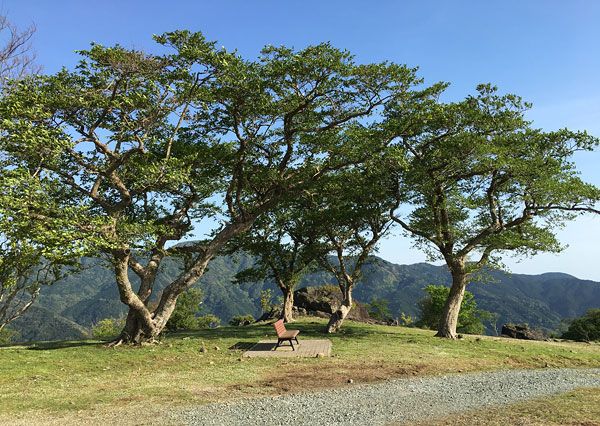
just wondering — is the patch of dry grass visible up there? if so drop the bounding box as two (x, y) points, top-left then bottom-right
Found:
(416, 387), (600, 425)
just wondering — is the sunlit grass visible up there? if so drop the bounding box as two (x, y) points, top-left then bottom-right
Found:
(0, 318), (598, 424)
(416, 387), (600, 425)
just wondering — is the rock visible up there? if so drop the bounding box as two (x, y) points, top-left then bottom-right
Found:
(214, 346), (220, 351)
(293, 287), (371, 322)
(501, 323), (546, 341)
(200, 347), (208, 353)
(315, 353), (325, 358)
(347, 379), (354, 384)
(256, 307), (281, 322)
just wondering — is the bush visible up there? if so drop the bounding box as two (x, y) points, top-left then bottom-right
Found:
(91, 317), (126, 340)
(0, 328), (18, 344)
(165, 288), (204, 331)
(561, 309), (600, 342)
(417, 285), (496, 335)
(197, 314), (220, 329)
(229, 315), (254, 326)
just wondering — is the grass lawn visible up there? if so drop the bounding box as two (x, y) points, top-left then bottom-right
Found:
(1, 318), (599, 425)
(416, 387), (600, 425)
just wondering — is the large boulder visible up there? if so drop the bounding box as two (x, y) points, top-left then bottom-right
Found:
(501, 323), (546, 341)
(293, 286), (371, 322)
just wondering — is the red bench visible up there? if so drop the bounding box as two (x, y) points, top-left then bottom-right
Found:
(273, 319), (300, 351)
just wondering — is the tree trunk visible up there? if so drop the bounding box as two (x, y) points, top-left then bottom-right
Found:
(111, 218), (259, 345)
(326, 286), (352, 333)
(280, 286), (294, 323)
(435, 271), (467, 339)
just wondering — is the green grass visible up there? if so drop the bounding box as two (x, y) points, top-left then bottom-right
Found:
(1, 318), (599, 425)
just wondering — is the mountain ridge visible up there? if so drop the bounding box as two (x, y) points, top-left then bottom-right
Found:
(5, 254), (600, 342)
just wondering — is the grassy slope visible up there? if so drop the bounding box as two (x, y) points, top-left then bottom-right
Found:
(1, 318), (599, 425)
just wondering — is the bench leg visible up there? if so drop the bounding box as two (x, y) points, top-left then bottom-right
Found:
(275, 338), (296, 351)
(294, 336), (299, 344)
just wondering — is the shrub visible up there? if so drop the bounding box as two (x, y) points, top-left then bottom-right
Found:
(91, 317), (126, 340)
(0, 328), (18, 344)
(229, 315), (254, 326)
(197, 314), (220, 329)
(165, 288), (204, 331)
(561, 309), (600, 342)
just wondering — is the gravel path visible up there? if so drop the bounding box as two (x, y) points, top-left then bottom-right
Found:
(171, 368), (600, 425)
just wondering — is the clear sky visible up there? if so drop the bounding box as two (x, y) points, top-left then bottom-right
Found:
(3, 0), (600, 280)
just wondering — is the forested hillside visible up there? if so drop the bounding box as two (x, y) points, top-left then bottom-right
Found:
(6, 255), (600, 342)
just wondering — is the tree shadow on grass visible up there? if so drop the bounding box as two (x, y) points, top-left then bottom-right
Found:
(26, 340), (103, 350)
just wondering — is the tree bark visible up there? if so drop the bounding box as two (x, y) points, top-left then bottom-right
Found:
(326, 286), (352, 333)
(280, 286), (295, 323)
(112, 217), (258, 344)
(435, 270), (467, 339)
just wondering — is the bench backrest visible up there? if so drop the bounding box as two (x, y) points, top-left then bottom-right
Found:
(273, 319), (286, 337)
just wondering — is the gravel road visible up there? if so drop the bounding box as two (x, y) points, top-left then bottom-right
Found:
(171, 368), (600, 425)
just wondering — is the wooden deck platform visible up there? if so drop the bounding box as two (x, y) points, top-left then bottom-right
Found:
(243, 339), (332, 358)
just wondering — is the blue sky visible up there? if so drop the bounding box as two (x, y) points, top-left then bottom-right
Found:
(3, 0), (600, 280)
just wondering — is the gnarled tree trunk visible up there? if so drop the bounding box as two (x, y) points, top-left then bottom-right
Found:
(326, 286), (352, 333)
(110, 219), (257, 345)
(435, 269), (467, 339)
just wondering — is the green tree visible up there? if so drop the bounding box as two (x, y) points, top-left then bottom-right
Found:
(231, 198), (327, 323)
(417, 285), (495, 335)
(0, 31), (423, 344)
(365, 299), (391, 321)
(386, 84), (600, 338)
(0, 13), (78, 333)
(312, 162), (398, 333)
(561, 309), (600, 342)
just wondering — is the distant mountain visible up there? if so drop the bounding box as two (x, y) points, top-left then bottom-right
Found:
(8, 306), (89, 342)
(6, 255), (600, 342)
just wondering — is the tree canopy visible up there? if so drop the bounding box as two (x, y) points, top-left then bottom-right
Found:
(386, 84), (600, 338)
(0, 30), (425, 343)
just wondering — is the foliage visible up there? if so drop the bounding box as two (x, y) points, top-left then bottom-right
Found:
(365, 299), (391, 321)
(0, 13), (86, 332)
(400, 312), (415, 326)
(259, 289), (275, 314)
(165, 288), (204, 331)
(561, 309), (600, 342)
(230, 197), (328, 322)
(417, 285), (496, 335)
(197, 314), (220, 329)
(305, 162), (399, 332)
(0, 30), (424, 343)
(0, 328), (17, 344)
(229, 315), (254, 326)
(91, 316), (127, 340)
(386, 83), (600, 337)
